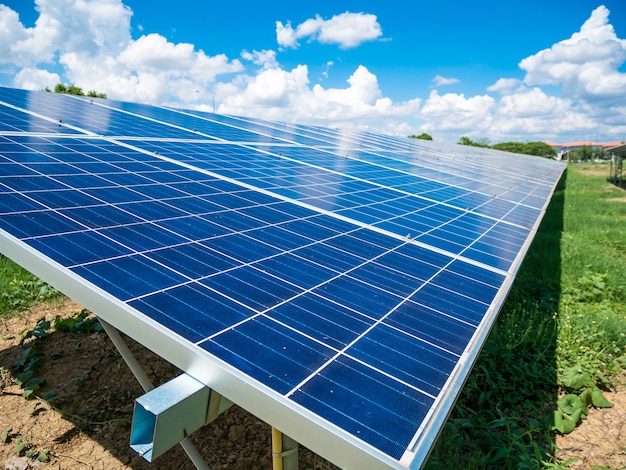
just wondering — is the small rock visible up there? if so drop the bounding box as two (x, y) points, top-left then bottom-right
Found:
(4, 456), (45, 470)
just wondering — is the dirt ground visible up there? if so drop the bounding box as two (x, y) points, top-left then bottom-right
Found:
(554, 381), (626, 469)
(0, 298), (624, 470)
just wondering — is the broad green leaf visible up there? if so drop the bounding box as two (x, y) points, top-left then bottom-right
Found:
(562, 366), (591, 390)
(23, 358), (43, 374)
(41, 390), (59, 403)
(591, 388), (613, 408)
(25, 377), (45, 387)
(1, 427), (11, 443)
(554, 408), (581, 434)
(14, 436), (24, 453)
(14, 371), (33, 386)
(579, 388), (592, 407)
(557, 394), (584, 415)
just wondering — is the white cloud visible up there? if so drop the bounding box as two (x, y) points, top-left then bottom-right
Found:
(119, 34), (196, 71)
(0, 0), (242, 105)
(219, 64), (420, 135)
(486, 87), (595, 140)
(420, 90), (495, 133)
(13, 67), (60, 91)
(431, 75), (459, 87)
(321, 61), (334, 78)
(486, 78), (522, 94)
(0, 3), (58, 66)
(1, 1), (625, 144)
(276, 12), (382, 49)
(222, 64), (310, 109)
(498, 87), (564, 117)
(2, 0), (133, 67)
(241, 50), (279, 69)
(519, 5), (626, 101)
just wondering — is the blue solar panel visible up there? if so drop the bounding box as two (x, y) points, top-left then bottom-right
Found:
(0, 87), (565, 469)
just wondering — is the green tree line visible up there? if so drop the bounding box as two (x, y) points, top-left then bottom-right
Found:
(43, 83), (106, 99)
(457, 135), (557, 158)
(410, 133), (557, 159)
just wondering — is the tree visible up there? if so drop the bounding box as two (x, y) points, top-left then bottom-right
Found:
(48, 83), (107, 99)
(492, 141), (525, 153)
(474, 137), (491, 147)
(521, 142), (556, 158)
(409, 133), (433, 141)
(53, 83), (68, 94)
(86, 90), (107, 98)
(457, 136), (490, 148)
(579, 145), (594, 161)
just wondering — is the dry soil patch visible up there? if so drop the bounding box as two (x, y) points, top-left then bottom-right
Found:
(0, 299), (624, 469)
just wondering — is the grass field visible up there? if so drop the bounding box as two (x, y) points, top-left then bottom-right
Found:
(426, 163), (626, 469)
(1, 162), (625, 468)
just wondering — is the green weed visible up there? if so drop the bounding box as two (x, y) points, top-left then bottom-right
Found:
(10, 311), (102, 401)
(0, 426), (52, 462)
(0, 255), (59, 315)
(427, 164), (626, 469)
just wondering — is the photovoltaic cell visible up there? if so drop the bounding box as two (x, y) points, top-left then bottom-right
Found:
(0, 87), (565, 470)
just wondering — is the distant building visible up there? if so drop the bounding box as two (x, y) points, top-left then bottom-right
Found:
(545, 141), (624, 160)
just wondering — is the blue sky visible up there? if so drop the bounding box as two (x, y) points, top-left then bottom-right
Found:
(1, 0), (625, 143)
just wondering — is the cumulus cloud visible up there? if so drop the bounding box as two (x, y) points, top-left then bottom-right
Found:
(0, 0), (243, 104)
(519, 5), (626, 101)
(497, 87), (565, 118)
(241, 50), (279, 69)
(431, 75), (459, 87)
(490, 89), (597, 140)
(218, 64), (420, 134)
(1, 0), (133, 66)
(13, 67), (60, 91)
(2, 1), (625, 144)
(0, 3), (58, 66)
(486, 78), (522, 94)
(276, 12), (382, 49)
(420, 90), (495, 133)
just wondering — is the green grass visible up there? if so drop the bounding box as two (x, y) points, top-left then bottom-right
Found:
(427, 163), (626, 469)
(0, 255), (60, 315)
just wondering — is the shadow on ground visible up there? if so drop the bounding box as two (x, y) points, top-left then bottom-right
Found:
(0, 307), (334, 469)
(425, 170), (566, 469)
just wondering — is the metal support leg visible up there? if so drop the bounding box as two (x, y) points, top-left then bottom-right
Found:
(98, 318), (209, 470)
(272, 427), (298, 470)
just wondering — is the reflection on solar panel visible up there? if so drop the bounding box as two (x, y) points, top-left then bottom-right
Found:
(0, 86), (565, 469)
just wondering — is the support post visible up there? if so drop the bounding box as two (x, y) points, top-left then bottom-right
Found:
(272, 427), (298, 470)
(98, 318), (210, 470)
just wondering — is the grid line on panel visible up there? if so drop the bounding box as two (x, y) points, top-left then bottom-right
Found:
(118, 138), (525, 274)
(0, 133), (482, 368)
(167, 107), (328, 147)
(244, 143), (542, 234)
(284, 248), (460, 399)
(0, 87), (568, 470)
(0, 105), (93, 137)
(203, 235), (407, 342)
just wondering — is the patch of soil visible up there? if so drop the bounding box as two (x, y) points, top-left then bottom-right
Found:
(0, 299), (624, 469)
(555, 382), (626, 469)
(0, 299), (334, 470)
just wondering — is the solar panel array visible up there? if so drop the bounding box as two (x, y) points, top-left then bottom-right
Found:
(0, 86), (565, 469)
